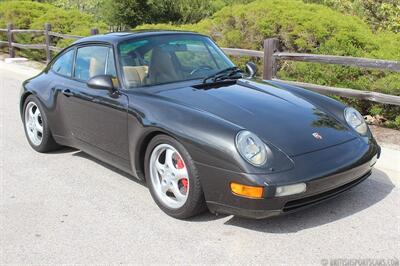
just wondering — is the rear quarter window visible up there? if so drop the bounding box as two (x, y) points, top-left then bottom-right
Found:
(52, 49), (74, 77)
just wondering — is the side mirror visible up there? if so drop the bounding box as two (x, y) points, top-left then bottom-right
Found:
(87, 75), (115, 92)
(245, 62), (257, 78)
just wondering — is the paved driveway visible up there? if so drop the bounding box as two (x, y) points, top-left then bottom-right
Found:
(1, 61), (399, 265)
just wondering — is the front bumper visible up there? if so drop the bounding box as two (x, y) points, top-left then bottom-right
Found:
(197, 137), (380, 219)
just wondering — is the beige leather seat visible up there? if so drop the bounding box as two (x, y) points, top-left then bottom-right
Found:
(89, 57), (104, 78)
(86, 57), (119, 87)
(123, 66), (148, 87)
(148, 47), (181, 84)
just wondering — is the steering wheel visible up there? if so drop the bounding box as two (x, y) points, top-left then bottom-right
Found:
(126, 50), (145, 65)
(190, 65), (213, 76)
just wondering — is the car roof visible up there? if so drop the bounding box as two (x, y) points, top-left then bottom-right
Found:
(73, 30), (207, 45)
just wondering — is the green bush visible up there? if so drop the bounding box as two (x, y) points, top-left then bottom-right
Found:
(0, 0), (399, 128)
(100, 0), (255, 27)
(0, 1), (107, 60)
(304, 0), (400, 33)
(137, 0), (400, 129)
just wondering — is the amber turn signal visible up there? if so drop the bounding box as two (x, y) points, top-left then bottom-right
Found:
(230, 182), (264, 199)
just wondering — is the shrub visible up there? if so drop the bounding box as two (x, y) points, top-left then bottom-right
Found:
(0, 1), (107, 60)
(304, 0), (400, 33)
(137, 0), (400, 128)
(101, 0), (255, 27)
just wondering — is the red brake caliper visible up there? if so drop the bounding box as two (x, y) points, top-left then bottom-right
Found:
(176, 157), (185, 169)
(176, 156), (188, 193)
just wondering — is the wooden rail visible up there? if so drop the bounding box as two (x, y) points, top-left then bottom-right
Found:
(10, 42), (46, 50)
(0, 25), (399, 105)
(0, 23), (97, 63)
(48, 31), (82, 40)
(222, 38), (400, 106)
(272, 79), (400, 106)
(49, 46), (62, 52)
(11, 29), (44, 34)
(274, 52), (400, 72)
(221, 48), (264, 58)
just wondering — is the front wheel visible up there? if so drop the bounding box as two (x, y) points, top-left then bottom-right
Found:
(23, 95), (60, 152)
(145, 135), (206, 219)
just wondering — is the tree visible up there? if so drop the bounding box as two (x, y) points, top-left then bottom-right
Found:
(101, 0), (257, 28)
(101, 0), (152, 28)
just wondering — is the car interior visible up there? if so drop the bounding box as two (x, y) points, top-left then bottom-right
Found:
(121, 44), (187, 87)
(119, 37), (230, 88)
(51, 36), (233, 90)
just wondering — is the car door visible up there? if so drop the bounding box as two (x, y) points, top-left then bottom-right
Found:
(59, 44), (130, 162)
(47, 48), (76, 140)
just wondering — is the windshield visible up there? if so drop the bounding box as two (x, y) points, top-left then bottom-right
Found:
(117, 34), (235, 88)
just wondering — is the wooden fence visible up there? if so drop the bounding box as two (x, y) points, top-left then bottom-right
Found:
(1, 23), (399, 106)
(0, 23), (98, 63)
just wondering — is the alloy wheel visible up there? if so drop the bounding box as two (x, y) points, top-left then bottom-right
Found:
(149, 144), (189, 209)
(24, 101), (43, 146)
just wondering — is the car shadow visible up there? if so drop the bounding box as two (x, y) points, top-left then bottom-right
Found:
(56, 149), (395, 227)
(70, 150), (227, 222)
(71, 150), (147, 187)
(48, 146), (77, 154)
(223, 168), (394, 233)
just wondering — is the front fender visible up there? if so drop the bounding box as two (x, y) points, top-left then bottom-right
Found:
(126, 91), (294, 178)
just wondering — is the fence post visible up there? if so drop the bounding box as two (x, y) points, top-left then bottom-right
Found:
(263, 38), (279, 80)
(44, 23), (52, 63)
(90, 28), (99, 35)
(7, 23), (15, 58)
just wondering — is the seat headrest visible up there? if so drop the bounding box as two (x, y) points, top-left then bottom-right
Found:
(148, 47), (180, 84)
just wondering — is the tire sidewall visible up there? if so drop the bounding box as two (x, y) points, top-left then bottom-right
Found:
(145, 135), (204, 219)
(23, 95), (53, 152)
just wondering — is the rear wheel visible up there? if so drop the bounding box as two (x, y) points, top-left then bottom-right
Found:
(23, 95), (60, 152)
(145, 135), (206, 219)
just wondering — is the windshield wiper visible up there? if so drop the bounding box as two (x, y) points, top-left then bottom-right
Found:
(203, 67), (242, 84)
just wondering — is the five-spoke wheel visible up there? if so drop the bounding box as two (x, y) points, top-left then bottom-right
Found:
(24, 101), (43, 146)
(149, 144), (189, 209)
(145, 135), (206, 218)
(23, 95), (60, 152)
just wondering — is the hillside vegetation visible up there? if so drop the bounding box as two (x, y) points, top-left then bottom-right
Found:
(305, 0), (400, 33)
(137, 0), (400, 128)
(0, 1), (107, 59)
(0, 0), (399, 128)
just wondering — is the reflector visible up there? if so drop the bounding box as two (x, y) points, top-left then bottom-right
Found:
(230, 182), (264, 199)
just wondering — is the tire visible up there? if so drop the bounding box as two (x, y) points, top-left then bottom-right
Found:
(23, 95), (60, 153)
(145, 134), (207, 219)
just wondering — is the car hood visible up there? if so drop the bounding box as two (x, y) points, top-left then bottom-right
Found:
(157, 80), (355, 156)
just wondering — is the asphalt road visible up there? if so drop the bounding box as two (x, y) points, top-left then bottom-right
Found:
(1, 61), (399, 265)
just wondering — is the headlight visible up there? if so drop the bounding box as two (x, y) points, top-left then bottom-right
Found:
(344, 107), (368, 135)
(235, 131), (267, 166)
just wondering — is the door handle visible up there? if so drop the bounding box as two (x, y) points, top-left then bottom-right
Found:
(62, 89), (73, 97)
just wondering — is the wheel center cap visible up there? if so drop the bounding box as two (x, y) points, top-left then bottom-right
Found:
(163, 173), (171, 182)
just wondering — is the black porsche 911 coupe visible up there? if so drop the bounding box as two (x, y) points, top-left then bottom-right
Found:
(20, 31), (380, 219)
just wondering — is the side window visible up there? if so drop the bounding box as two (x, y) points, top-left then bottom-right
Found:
(52, 49), (74, 76)
(106, 48), (117, 77)
(74, 46), (109, 81)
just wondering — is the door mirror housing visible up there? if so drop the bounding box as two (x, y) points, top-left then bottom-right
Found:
(245, 62), (257, 78)
(87, 75), (115, 92)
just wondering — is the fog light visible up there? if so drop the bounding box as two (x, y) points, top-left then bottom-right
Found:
(275, 183), (306, 197)
(230, 182), (264, 199)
